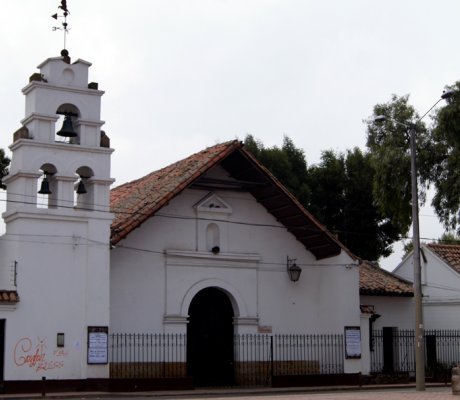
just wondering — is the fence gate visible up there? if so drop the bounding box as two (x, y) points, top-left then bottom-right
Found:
(371, 329), (460, 376)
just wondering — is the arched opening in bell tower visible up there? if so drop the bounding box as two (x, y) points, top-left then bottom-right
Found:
(74, 166), (94, 210)
(55, 103), (80, 144)
(37, 164), (57, 209)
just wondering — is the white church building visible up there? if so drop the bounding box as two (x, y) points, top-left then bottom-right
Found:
(0, 50), (379, 390)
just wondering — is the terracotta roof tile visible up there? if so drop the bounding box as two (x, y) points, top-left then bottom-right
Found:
(0, 290), (20, 303)
(110, 140), (242, 244)
(359, 261), (413, 296)
(360, 305), (376, 314)
(426, 243), (460, 274)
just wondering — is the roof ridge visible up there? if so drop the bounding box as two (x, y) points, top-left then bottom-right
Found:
(427, 242), (460, 248)
(112, 140), (240, 191)
(362, 260), (413, 284)
(359, 260), (413, 296)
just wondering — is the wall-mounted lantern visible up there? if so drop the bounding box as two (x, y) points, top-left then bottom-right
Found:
(287, 256), (302, 282)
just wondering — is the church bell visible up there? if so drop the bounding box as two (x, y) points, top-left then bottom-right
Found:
(56, 115), (77, 138)
(38, 176), (52, 195)
(76, 180), (87, 194)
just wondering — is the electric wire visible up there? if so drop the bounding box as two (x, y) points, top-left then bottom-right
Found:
(0, 189), (450, 243)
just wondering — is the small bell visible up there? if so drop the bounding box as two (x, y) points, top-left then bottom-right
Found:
(57, 115), (77, 138)
(38, 176), (52, 195)
(76, 180), (87, 194)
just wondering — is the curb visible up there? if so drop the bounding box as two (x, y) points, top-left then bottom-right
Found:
(0, 383), (450, 399)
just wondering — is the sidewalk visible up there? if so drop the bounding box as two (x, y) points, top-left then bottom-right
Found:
(0, 383), (452, 400)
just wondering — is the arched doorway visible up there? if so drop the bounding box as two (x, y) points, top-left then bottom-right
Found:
(187, 287), (234, 386)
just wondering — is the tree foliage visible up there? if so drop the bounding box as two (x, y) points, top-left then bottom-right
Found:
(0, 148), (10, 189)
(365, 94), (436, 234)
(243, 83), (460, 262)
(365, 83), (460, 238)
(431, 82), (460, 230)
(437, 232), (460, 244)
(307, 148), (400, 260)
(244, 135), (311, 205)
(244, 135), (401, 261)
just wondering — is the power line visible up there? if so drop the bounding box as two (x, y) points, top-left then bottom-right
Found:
(0, 190), (453, 245)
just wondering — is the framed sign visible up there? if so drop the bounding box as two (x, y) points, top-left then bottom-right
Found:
(87, 326), (108, 364)
(344, 326), (361, 359)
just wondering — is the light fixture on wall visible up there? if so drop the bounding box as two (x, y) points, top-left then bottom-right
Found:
(57, 332), (65, 348)
(287, 256), (301, 282)
(38, 174), (52, 195)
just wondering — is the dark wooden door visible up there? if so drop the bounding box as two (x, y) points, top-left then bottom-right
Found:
(187, 288), (234, 386)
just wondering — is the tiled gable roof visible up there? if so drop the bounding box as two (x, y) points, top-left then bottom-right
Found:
(110, 140), (352, 260)
(427, 243), (460, 274)
(110, 140), (241, 244)
(359, 261), (413, 296)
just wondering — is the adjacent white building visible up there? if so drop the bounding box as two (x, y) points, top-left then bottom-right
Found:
(394, 243), (460, 330)
(360, 260), (414, 330)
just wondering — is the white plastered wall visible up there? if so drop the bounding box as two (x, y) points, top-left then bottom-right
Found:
(110, 166), (364, 373)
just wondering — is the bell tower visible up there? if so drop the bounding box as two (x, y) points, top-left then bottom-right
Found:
(0, 50), (114, 381)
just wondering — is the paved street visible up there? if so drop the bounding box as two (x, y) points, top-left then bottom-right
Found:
(245, 388), (454, 399)
(113, 389), (452, 400)
(0, 387), (455, 400)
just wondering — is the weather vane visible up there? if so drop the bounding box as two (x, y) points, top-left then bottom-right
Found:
(51, 0), (70, 50)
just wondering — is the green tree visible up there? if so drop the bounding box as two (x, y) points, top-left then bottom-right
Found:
(244, 135), (311, 205)
(244, 135), (401, 261)
(365, 94), (436, 235)
(431, 82), (460, 230)
(306, 150), (346, 237)
(307, 148), (400, 260)
(365, 84), (460, 240)
(437, 232), (460, 244)
(0, 148), (10, 189)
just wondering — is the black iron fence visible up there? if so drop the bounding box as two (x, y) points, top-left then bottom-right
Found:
(370, 329), (460, 376)
(109, 333), (344, 386)
(234, 333), (344, 386)
(110, 333), (187, 379)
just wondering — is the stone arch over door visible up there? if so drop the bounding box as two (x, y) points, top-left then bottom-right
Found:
(180, 279), (245, 318)
(187, 287), (234, 386)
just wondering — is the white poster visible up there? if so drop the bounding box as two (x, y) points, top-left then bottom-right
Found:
(345, 326), (361, 359)
(87, 327), (108, 364)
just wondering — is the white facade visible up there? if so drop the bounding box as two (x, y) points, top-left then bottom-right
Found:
(110, 166), (363, 373)
(0, 52), (114, 381)
(394, 245), (460, 330)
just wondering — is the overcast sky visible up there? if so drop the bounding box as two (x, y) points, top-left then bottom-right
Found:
(1, 0), (460, 269)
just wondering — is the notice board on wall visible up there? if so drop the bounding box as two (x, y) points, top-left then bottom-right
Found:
(87, 326), (108, 364)
(344, 326), (361, 359)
